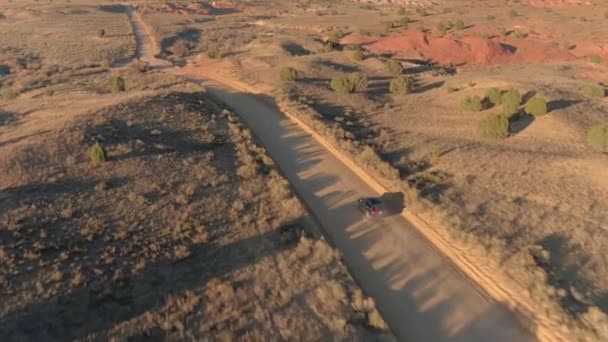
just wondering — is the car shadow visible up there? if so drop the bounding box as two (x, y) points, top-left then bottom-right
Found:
(380, 192), (405, 216)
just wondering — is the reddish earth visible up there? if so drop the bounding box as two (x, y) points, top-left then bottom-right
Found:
(342, 30), (599, 66)
(137, 2), (248, 16)
(523, 0), (592, 8)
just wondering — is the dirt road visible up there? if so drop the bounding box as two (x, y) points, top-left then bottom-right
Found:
(125, 6), (534, 341)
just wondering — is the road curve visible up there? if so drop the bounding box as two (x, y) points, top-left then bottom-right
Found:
(125, 6), (534, 341)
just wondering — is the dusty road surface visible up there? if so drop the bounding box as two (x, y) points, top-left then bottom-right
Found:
(125, 6), (534, 341)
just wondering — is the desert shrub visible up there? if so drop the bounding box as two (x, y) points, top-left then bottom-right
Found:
(384, 21), (394, 32)
(524, 96), (548, 116)
(501, 101), (520, 119)
(207, 47), (222, 59)
(1, 85), (17, 100)
(447, 87), (459, 93)
(454, 20), (465, 30)
(485, 87), (502, 105)
(389, 76), (412, 94)
(478, 113), (509, 138)
(587, 123), (608, 152)
(352, 50), (364, 61)
(397, 7), (406, 15)
(98, 29), (105, 38)
(320, 42), (335, 53)
(437, 22), (448, 35)
(169, 40), (190, 58)
(129, 60), (151, 73)
(279, 67), (298, 82)
(89, 142), (107, 164)
(501, 88), (521, 108)
(509, 9), (518, 18)
(582, 84), (606, 98)
(415, 7), (428, 16)
(359, 28), (373, 36)
(605, 10), (608, 19)
(487, 15), (496, 20)
(327, 31), (344, 45)
(45, 88), (55, 96)
(330, 76), (355, 94)
(349, 73), (368, 92)
(399, 17), (409, 27)
(109, 75), (125, 93)
(385, 60), (403, 75)
(590, 55), (602, 64)
(461, 95), (488, 111)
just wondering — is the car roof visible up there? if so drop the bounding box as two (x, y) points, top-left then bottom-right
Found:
(362, 197), (382, 204)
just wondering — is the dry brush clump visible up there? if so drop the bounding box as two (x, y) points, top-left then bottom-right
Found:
(279, 66), (298, 82)
(108, 74), (126, 93)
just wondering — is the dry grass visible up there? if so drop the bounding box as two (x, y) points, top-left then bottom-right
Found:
(0, 88), (388, 340)
(0, 2), (134, 66)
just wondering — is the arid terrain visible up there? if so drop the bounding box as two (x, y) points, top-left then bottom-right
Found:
(0, 1), (390, 340)
(139, 0), (607, 339)
(2, 0), (608, 341)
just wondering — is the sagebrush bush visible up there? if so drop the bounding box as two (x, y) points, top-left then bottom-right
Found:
(587, 123), (608, 152)
(89, 142), (107, 164)
(437, 22), (448, 35)
(331, 76), (355, 94)
(109, 75), (125, 93)
(352, 50), (364, 61)
(0, 86), (17, 100)
(384, 21), (394, 32)
(385, 60), (403, 75)
(349, 73), (368, 92)
(454, 20), (465, 30)
(389, 76), (412, 94)
(524, 96), (548, 116)
(98, 29), (105, 38)
(478, 113), (509, 138)
(583, 84), (606, 98)
(461, 95), (488, 111)
(320, 42), (335, 53)
(279, 67), (298, 82)
(207, 47), (222, 59)
(591, 55), (602, 64)
(485, 87), (502, 105)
